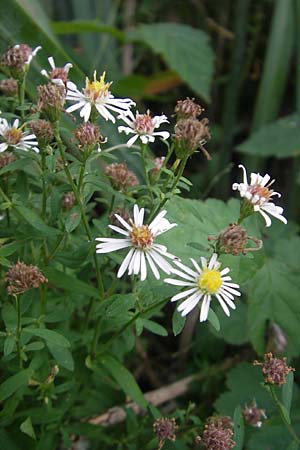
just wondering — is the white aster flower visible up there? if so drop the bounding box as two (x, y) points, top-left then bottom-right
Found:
(96, 204), (177, 281)
(41, 56), (72, 85)
(0, 118), (39, 153)
(65, 70), (135, 123)
(118, 109), (170, 147)
(232, 164), (287, 227)
(165, 253), (240, 322)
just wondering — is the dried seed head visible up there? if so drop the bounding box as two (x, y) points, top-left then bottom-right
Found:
(5, 261), (48, 295)
(74, 122), (105, 151)
(37, 82), (66, 122)
(174, 117), (211, 159)
(209, 223), (263, 256)
(28, 119), (54, 147)
(196, 415), (235, 450)
(109, 208), (131, 226)
(0, 152), (16, 169)
(175, 97), (203, 119)
(1, 44), (41, 78)
(253, 352), (295, 385)
(153, 417), (178, 449)
(0, 78), (18, 96)
(62, 192), (75, 210)
(105, 162), (138, 191)
(243, 400), (267, 428)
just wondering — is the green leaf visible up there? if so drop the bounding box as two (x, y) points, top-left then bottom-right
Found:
(282, 371), (294, 419)
(287, 441), (299, 450)
(0, 369), (32, 402)
(15, 204), (60, 237)
(207, 309), (220, 332)
(238, 114), (300, 158)
(247, 237), (300, 356)
(43, 267), (100, 299)
(51, 19), (125, 41)
(47, 342), (74, 371)
(233, 406), (244, 450)
(248, 425), (291, 450)
(3, 336), (15, 356)
(172, 309), (186, 336)
(128, 23), (214, 101)
(100, 354), (147, 409)
(65, 206), (82, 233)
(23, 327), (70, 348)
(20, 416), (36, 440)
(142, 319), (168, 336)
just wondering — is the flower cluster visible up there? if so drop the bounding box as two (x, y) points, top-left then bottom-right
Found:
(254, 352), (294, 385)
(195, 416), (235, 450)
(5, 261), (48, 295)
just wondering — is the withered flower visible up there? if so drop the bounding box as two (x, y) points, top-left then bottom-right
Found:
(254, 352), (294, 385)
(153, 417), (178, 450)
(37, 82), (66, 122)
(0, 78), (18, 96)
(174, 117), (211, 159)
(62, 192), (76, 210)
(175, 97), (203, 119)
(5, 261), (48, 295)
(105, 162), (138, 191)
(28, 119), (54, 147)
(1, 44), (41, 78)
(243, 400), (267, 428)
(209, 223), (263, 256)
(195, 415), (235, 450)
(74, 122), (105, 151)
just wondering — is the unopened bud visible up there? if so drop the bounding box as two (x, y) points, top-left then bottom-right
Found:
(0, 78), (18, 96)
(175, 97), (203, 119)
(37, 82), (65, 122)
(0, 152), (16, 169)
(1, 44), (41, 78)
(75, 122), (105, 152)
(243, 400), (267, 428)
(28, 119), (54, 147)
(62, 192), (75, 210)
(105, 162), (138, 191)
(174, 117), (211, 159)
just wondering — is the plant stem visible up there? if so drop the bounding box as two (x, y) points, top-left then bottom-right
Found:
(141, 144), (153, 202)
(15, 295), (23, 368)
(17, 76), (26, 123)
(269, 384), (300, 444)
(53, 124), (104, 299)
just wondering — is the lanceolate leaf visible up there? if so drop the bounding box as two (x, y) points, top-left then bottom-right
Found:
(128, 23), (214, 102)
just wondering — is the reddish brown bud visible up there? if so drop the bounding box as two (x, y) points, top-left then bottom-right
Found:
(0, 78), (18, 96)
(105, 162), (138, 191)
(5, 261), (48, 295)
(0, 152), (16, 169)
(175, 97), (203, 119)
(62, 192), (75, 210)
(28, 120), (54, 147)
(37, 82), (66, 122)
(74, 122), (105, 150)
(209, 223), (263, 256)
(243, 400), (266, 428)
(174, 117), (211, 159)
(1, 44), (40, 78)
(253, 352), (294, 385)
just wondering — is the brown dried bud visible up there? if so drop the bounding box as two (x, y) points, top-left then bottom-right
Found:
(74, 122), (105, 151)
(175, 97), (203, 119)
(197, 415), (235, 450)
(210, 223), (263, 256)
(174, 117), (211, 159)
(1, 44), (41, 78)
(253, 352), (295, 385)
(150, 157), (165, 174)
(0, 152), (16, 169)
(0, 78), (18, 96)
(109, 208), (131, 226)
(5, 261), (48, 295)
(243, 400), (267, 428)
(153, 417), (177, 449)
(62, 192), (75, 210)
(28, 119), (54, 147)
(105, 162), (138, 191)
(37, 82), (66, 122)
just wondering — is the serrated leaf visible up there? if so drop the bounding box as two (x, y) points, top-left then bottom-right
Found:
(100, 354), (147, 409)
(23, 327), (70, 348)
(20, 417), (36, 440)
(238, 114), (300, 158)
(128, 23), (214, 101)
(0, 369), (32, 402)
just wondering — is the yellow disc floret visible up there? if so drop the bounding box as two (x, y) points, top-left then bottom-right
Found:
(198, 268), (222, 294)
(84, 71), (112, 102)
(130, 225), (153, 248)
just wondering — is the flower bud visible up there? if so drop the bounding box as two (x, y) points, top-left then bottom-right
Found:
(62, 192), (75, 210)
(37, 82), (66, 122)
(28, 119), (54, 148)
(74, 122), (105, 152)
(174, 117), (211, 159)
(174, 97), (203, 119)
(153, 417), (177, 449)
(105, 162), (138, 191)
(0, 78), (18, 96)
(196, 415), (235, 450)
(1, 44), (41, 79)
(0, 152), (16, 169)
(243, 400), (267, 428)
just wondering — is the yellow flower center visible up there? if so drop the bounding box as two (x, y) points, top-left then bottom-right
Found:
(4, 127), (22, 145)
(198, 269), (222, 294)
(130, 225), (153, 248)
(84, 71), (112, 102)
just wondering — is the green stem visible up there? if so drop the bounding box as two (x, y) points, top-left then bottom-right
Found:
(53, 124), (105, 299)
(15, 295), (23, 368)
(269, 385), (300, 444)
(17, 76), (26, 123)
(77, 158), (86, 197)
(41, 150), (47, 219)
(141, 144), (153, 202)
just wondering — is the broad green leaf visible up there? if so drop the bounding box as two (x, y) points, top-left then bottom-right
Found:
(23, 327), (70, 348)
(128, 23), (214, 101)
(43, 267), (100, 299)
(47, 342), (74, 371)
(142, 319), (168, 336)
(65, 206), (81, 233)
(172, 309), (186, 336)
(233, 406), (244, 450)
(287, 441), (299, 450)
(213, 302), (249, 345)
(0, 369), (32, 402)
(100, 354), (147, 409)
(282, 372), (294, 420)
(20, 416), (36, 440)
(15, 204), (60, 237)
(248, 425), (291, 450)
(207, 309), (220, 332)
(238, 114), (300, 158)
(0, 430), (20, 450)
(3, 336), (15, 356)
